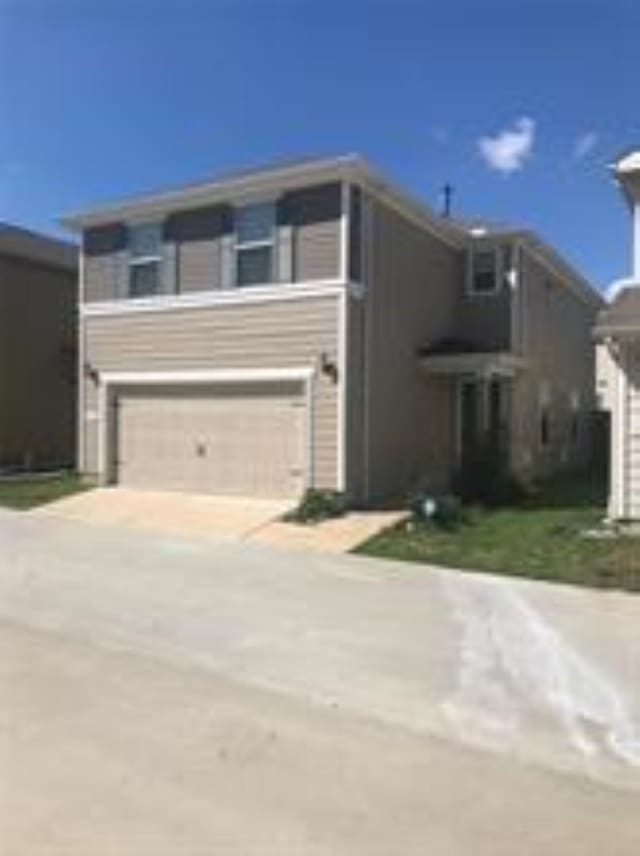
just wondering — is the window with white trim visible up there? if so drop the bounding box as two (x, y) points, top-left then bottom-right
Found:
(128, 222), (163, 297)
(234, 202), (275, 287)
(468, 243), (515, 295)
(469, 247), (499, 294)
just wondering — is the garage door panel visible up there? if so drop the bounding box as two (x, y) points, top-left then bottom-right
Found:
(115, 382), (305, 498)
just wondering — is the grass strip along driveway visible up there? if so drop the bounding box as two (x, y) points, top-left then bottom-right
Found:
(358, 474), (640, 593)
(0, 472), (88, 510)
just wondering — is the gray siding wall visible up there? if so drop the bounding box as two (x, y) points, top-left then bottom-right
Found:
(510, 249), (598, 479)
(81, 295), (339, 489)
(361, 196), (462, 501)
(455, 252), (512, 351)
(0, 254), (76, 468)
(83, 183), (342, 303)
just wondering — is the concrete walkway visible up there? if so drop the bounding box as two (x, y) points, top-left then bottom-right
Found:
(36, 486), (405, 552)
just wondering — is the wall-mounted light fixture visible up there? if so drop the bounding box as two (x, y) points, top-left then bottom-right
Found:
(319, 351), (338, 384)
(83, 361), (100, 384)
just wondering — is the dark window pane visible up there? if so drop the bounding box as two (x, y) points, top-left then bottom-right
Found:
(235, 203), (274, 244)
(473, 250), (497, 292)
(129, 223), (162, 258)
(237, 246), (273, 286)
(130, 261), (160, 297)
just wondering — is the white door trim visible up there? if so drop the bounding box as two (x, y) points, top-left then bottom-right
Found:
(97, 367), (316, 490)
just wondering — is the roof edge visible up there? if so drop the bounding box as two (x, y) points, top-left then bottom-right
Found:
(0, 223), (77, 271)
(61, 154), (364, 230)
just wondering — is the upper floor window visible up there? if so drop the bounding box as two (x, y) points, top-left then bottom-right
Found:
(469, 248), (499, 295)
(468, 243), (515, 296)
(234, 202), (275, 287)
(128, 222), (162, 297)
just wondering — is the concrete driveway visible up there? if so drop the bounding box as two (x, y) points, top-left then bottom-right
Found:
(36, 486), (292, 541)
(2, 509), (640, 853)
(37, 486), (405, 552)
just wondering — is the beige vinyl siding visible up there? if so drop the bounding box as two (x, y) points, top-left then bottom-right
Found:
(169, 206), (228, 293)
(82, 295), (339, 489)
(288, 183), (342, 283)
(178, 238), (223, 292)
(596, 342), (617, 410)
(83, 224), (127, 302)
(510, 250), (598, 479)
(363, 196), (462, 500)
(83, 183), (342, 302)
(294, 219), (340, 282)
(626, 347), (640, 518)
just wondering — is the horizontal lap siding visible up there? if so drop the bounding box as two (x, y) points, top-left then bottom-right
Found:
(82, 295), (339, 489)
(178, 239), (222, 292)
(170, 206), (228, 293)
(367, 197), (461, 500)
(627, 351), (640, 517)
(83, 183), (342, 301)
(511, 252), (598, 480)
(294, 220), (340, 282)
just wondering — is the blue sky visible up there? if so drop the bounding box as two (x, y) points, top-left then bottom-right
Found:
(1, 0), (637, 290)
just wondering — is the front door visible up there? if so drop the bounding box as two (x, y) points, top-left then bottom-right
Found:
(459, 379), (481, 468)
(458, 377), (509, 468)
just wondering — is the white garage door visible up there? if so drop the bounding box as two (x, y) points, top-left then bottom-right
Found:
(114, 382), (306, 498)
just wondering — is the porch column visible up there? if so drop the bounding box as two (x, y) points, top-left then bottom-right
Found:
(633, 202), (640, 280)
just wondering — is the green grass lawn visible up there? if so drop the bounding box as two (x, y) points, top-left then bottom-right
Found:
(0, 472), (90, 510)
(357, 473), (640, 593)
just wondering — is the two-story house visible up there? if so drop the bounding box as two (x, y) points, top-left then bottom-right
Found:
(0, 223), (77, 472)
(64, 156), (602, 504)
(595, 148), (640, 520)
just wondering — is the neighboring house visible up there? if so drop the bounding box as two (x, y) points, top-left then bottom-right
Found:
(595, 149), (640, 520)
(63, 156), (602, 504)
(0, 224), (77, 471)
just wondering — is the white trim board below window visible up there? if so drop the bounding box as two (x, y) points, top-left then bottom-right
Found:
(80, 280), (357, 317)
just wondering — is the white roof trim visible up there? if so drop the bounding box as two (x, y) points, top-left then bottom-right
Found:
(62, 155), (464, 251)
(63, 156), (361, 230)
(615, 150), (640, 175)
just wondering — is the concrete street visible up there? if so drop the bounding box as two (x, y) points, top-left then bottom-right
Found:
(1, 508), (639, 854)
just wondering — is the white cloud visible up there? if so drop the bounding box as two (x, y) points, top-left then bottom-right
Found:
(477, 117), (536, 175)
(573, 131), (598, 161)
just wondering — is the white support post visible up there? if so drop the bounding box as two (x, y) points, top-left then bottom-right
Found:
(633, 202), (640, 280)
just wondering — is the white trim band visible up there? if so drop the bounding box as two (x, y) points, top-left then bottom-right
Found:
(99, 367), (316, 386)
(81, 279), (355, 318)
